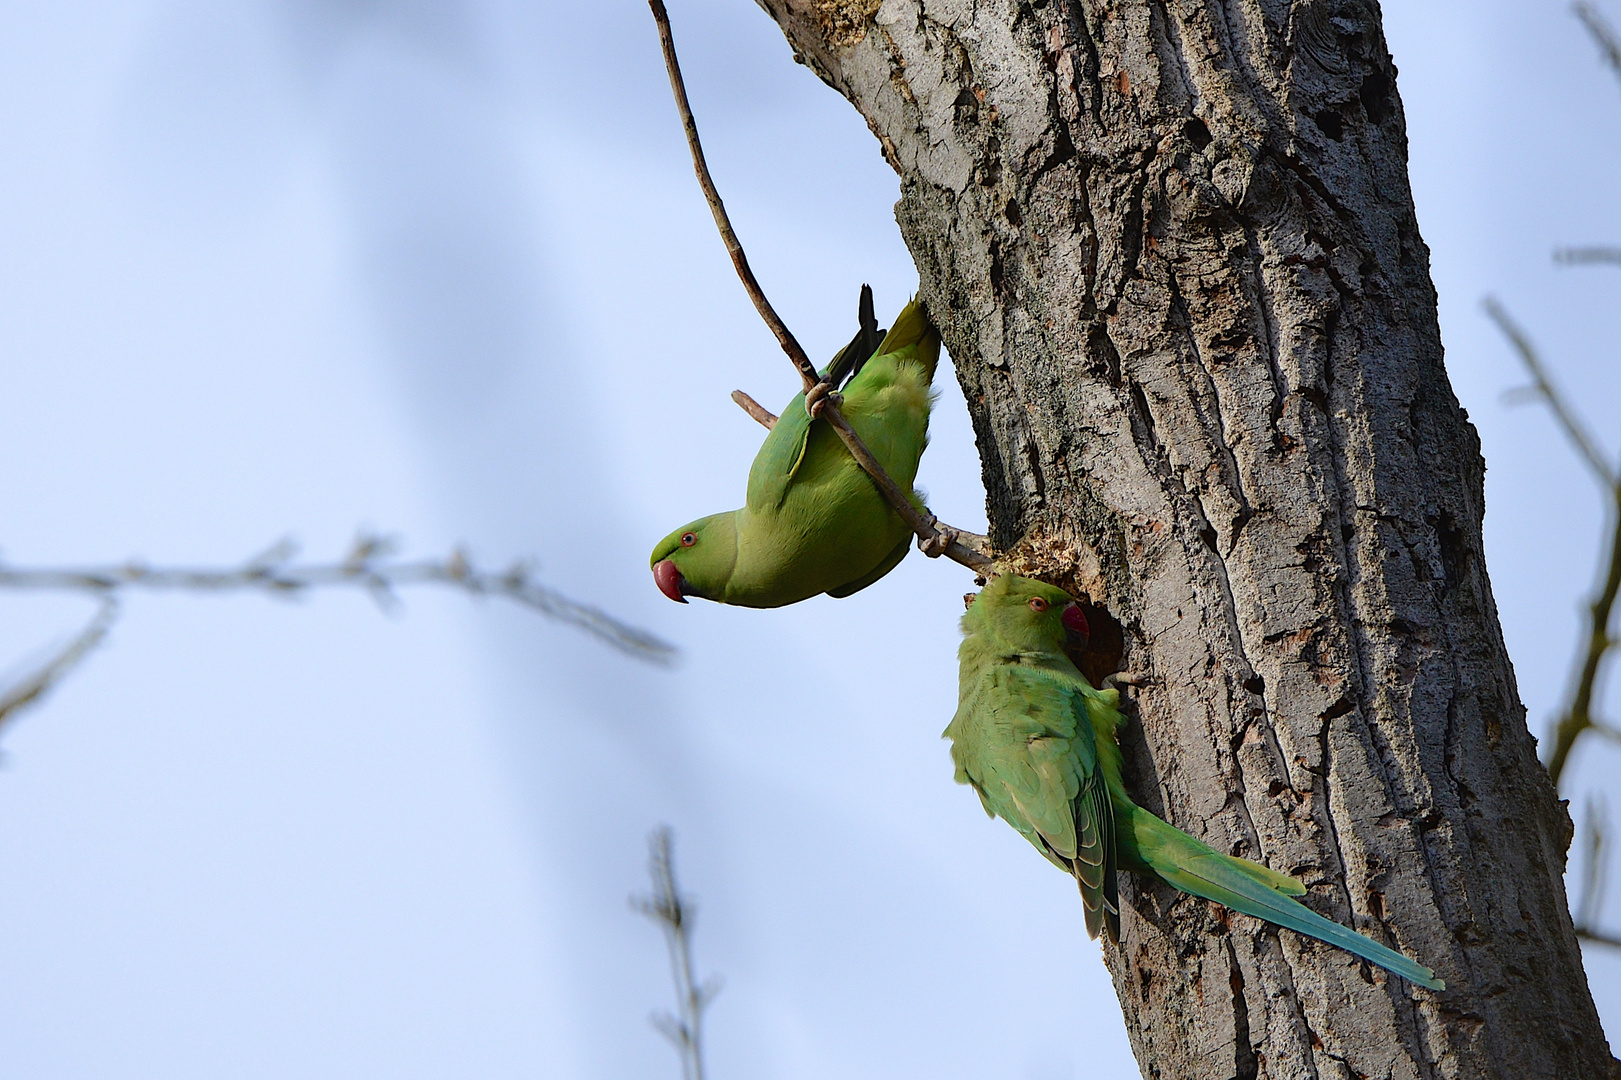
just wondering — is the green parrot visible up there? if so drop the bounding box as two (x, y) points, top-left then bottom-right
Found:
(946, 574), (1445, 991)
(650, 290), (937, 607)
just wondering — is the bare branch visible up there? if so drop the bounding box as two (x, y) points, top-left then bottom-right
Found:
(0, 598), (120, 738)
(1486, 299), (1621, 786)
(648, 1), (995, 573)
(647, 0), (818, 393)
(1577, 927), (1621, 948)
(1575, 2), (1621, 87)
(0, 533), (676, 665)
(632, 826), (717, 1080)
(1547, 493), (1621, 786)
(1555, 245), (1621, 267)
(1484, 296), (1618, 487)
(730, 390), (777, 429)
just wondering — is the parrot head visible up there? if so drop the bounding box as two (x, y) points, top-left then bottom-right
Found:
(966, 574), (1090, 651)
(650, 512), (740, 604)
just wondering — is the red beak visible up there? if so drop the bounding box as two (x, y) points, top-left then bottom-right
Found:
(653, 559), (689, 604)
(1062, 603), (1090, 644)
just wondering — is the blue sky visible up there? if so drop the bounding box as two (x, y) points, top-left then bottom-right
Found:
(1, 1), (1618, 1076)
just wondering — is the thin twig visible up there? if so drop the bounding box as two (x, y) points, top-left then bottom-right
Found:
(1576, 1), (1621, 86)
(1577, 927), (1621, 948)
(0, 598), (120, 738)
(1484, 296), (1617, 487)
(730, 390), (777, 429)
(648, 0), (818, 393)
(632, 827), (719, 1080)
(1547, 497), (1621, 787)
(648, 0), (995, 572)
(1486, 300), (1621, 786)
(1555, 245), (1621, 267)
(0, 533), (676, 664)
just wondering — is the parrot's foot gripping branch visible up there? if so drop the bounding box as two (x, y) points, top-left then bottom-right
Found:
(649, 0), (995, 577)
(802, 383), (837, 419)
(920, 525), (956, 558)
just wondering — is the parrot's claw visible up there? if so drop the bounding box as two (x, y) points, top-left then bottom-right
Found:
(920, 525), (957, 558)
(804, 383), (841, 418)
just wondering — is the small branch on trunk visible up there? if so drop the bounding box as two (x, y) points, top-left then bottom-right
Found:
(1486, 298), (1621, 787)
(0, 598), (120, 739)
(730, 390), (777, 429)
(819, 406), (994, 566)
(632, 826), (720, 1080)
(647, 0), (994, 573)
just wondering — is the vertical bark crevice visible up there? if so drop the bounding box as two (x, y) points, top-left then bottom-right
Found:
(753, 0), (1612, 1075)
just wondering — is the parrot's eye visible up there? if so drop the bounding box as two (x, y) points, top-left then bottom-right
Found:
(1028, 597), (1048, 613)
(680, 533), (697, 547)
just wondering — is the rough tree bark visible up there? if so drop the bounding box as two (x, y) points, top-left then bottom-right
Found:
(754, 0), (1613, 1076)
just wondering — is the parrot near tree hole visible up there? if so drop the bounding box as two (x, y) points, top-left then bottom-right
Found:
(650, 288), (938, 608)
(947, 574), (1445, 991)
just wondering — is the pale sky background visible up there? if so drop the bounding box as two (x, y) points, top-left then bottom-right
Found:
(1, 1), (1619, 1077)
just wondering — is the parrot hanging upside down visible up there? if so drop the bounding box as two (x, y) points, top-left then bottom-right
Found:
(947, 574), (1445, 991)
(650, 289), (938, 608)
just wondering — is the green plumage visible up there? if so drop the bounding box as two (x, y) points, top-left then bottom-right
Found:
(650, 293), (938, 607)
(947, 574), (1445, 991)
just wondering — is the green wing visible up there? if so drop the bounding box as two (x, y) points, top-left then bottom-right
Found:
(744, 320), (881, 512)
(743, 391), (812, 513)
(947, 664), (1118, 940)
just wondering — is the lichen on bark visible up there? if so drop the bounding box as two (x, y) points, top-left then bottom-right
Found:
(755, 0), (1617, 1076)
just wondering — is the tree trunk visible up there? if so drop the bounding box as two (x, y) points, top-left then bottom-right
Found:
(755, 0), (1613, 1075)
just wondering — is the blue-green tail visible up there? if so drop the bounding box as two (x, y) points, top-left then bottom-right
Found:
(1128, 808), (1445, 991)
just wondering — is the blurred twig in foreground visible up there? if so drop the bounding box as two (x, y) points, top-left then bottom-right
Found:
(1489, 0), (1621, 955)
(0, 531), (675, 738)
(1576, 1), (1621, 82)
(1554, 246), (1621, 267)
(633, 827), (720, 1080)
(1575, 796), (1619, 944)
(1485, 299), (1621, 789)
(0, 599), (120, 740)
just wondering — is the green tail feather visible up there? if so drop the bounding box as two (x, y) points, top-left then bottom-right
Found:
(871, 297), (940, 383)
(1228, 853), (1308, 897)
(1132, 811), (1445, 991)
